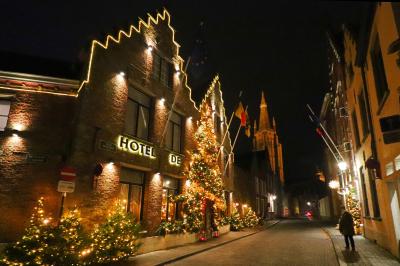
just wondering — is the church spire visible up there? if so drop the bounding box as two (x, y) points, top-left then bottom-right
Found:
(258, 91), (271, 130)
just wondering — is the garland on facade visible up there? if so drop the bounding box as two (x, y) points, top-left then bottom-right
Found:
(346, 188), (361, 235)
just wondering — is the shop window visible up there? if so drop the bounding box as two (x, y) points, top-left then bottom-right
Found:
(0, 100), (11, 131)
(125, 87), (151, 140)
(351, 110), (361, 148)
(119, 168), (145, 221)
(152, 53), (173, 88)
(161, 176), (179, 221)
(165, 111), (182, 152)
(386, 162), (395, 176)
(358, 90), (370, 139)
(370, 36), (389, 106)
(395, 155), (400, 171)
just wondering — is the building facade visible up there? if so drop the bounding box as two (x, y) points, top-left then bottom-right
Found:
(0, 10), (236, 242)
(322, 3), (400, 258)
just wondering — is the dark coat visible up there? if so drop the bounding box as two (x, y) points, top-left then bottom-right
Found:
(339, 211), (355, 236)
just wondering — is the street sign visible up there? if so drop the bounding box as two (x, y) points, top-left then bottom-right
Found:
(60, 166), (77, 181)
(57, 180), (75, 193)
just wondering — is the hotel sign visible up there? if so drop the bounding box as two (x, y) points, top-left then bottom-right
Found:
(169, 153), (182, 166)
(117, 135), (156, 159)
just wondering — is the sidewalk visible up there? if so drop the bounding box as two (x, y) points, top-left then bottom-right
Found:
(121, 219), (280, 266)
(322, 224), (400, 266)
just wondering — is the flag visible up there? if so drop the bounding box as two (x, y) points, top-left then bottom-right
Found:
(235, 102), (246, 126)
(316, 127), (324, 137)
(245, 111), (251, 137)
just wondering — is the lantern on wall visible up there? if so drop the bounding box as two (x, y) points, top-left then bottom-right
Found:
(92, 163), (103, 189)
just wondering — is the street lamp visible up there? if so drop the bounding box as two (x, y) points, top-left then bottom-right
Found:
(338, 161), (347, 171)
(307, 201), (311, 206)
(328, 180), (340, 189)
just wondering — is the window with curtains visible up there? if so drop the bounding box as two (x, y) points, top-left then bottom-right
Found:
(118, 168), (145, 221)
(351, 110), (361, 148)
(161, 176), (180, 221)
(125, 87), (151, 140)
(165, 111), (182, 152)
(0, 100), (11, 131)
(367, 168), (381, 218)
(152, 53), (173, 88)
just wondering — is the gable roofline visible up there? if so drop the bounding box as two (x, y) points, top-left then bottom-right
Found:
(76, 9), (198, 110)
(200, 75), (234, 154)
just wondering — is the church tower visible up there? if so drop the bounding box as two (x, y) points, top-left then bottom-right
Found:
(253, 91), (284, 183)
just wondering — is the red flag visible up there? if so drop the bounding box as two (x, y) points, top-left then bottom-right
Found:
(316, 127), (323, 136)
(241, 111), (247, 126)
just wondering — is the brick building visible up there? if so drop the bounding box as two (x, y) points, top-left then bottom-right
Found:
(0, 10), (236, 242)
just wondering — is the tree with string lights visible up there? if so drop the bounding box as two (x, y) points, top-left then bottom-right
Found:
(180, 103), (226, 233)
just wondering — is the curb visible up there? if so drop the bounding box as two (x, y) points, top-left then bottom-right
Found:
(155, 220), (281, 266)
(320, 227), (346, 266)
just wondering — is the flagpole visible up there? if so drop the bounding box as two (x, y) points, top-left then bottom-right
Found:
(223, 106), (248, 174)
(306, 104), (345, 161)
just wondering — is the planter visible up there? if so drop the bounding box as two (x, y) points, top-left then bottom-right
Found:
(219, 224), (230, 235)
(137, 232), (198, 254)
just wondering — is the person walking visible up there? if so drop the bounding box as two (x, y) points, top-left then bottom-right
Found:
(339, 207), (355, 250)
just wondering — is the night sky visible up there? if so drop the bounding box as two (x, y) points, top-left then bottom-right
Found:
(1, 1), (365, 184)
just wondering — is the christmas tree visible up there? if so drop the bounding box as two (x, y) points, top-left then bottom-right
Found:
(346, 188), (361, 235)
(181, 103), (226, 233)
(242, 208), (259, 227)
(229, 205), (243, 231)
(88, 201), (141, 264)
(2, 197), (54, 265)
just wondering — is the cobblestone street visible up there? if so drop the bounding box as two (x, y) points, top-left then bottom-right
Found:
(167, 219), (336, 266)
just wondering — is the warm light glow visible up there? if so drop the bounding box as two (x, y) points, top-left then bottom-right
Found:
(43, 218), (50, 225)
(166, 180), (170, 185)
(13, 124), (25, 131)
(185, 180), (191, 187)
(235, 202), (239, 207)
(243, 204), (248, 208)
(272, 195), (277, 200)
(328, 180), (340, 189)
(160, 98), (165, 104)
(147, 45), (153, 53)
(118, 71), (125, 77)
(307, 201), (311, 206)
(12, 133), (18, 137)
(188, 116), (192, 120)
(338, 161), (348, 171)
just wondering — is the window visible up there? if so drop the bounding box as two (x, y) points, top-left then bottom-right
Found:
(367, 168), (381, 218)
(358, 90), (370, 139)
(385, 162), (394, 176)
(125, 87), (151, 140)
(161, 176), (180, 221)
(152, 53), (173, 88)
(165, 111), (182, 152)
(351, 110), (361, 148)
(359, 167), (370, 217)
(370, 36), (389, 106)
(0, 100), (11, 131)
(395, 155), (400, 171)
(118, 168), (145, 221)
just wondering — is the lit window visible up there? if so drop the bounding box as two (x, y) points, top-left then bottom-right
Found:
(152, 53), (173, 88)
(385, 162), (394, 176)
(395, 155), (400, 171)
(161, 177), (179, 221)
(125, 87), (151, 140)
(165, 111), (182, 152)
(118, 168), (145, 221)
(0, 100), (11, 131)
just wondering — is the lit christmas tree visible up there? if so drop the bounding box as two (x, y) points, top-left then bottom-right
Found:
(229, 205), (244, 231)
(2, 197), (54, 265)
(180, 103), (226, 233)
(88, 201), (141, 264)
(242, 208), (259, 227)
(346, 188), (361, 235)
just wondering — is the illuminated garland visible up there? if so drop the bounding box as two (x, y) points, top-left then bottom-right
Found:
(346, 189), (361, 235)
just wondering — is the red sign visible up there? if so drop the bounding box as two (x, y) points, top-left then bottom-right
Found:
(60, 166), (77, 181)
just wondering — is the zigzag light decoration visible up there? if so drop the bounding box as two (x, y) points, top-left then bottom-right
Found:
(76, 9), (199, 110)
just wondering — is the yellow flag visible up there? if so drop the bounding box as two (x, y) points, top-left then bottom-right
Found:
(234, 102), (244, 120)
